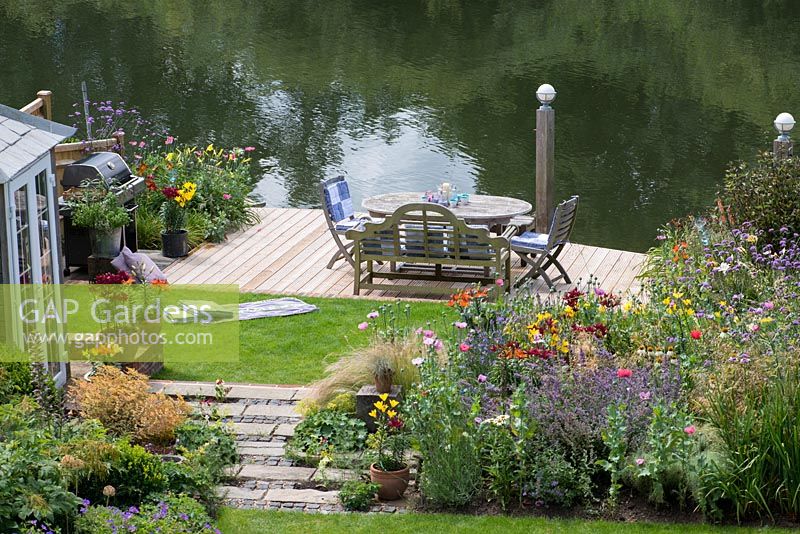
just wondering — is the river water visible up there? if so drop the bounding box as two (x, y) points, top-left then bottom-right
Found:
(2, 0), (799, 250)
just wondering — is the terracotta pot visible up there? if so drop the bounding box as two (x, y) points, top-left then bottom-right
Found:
(369, 463), (410, 500)
(374, 374), (393, 394)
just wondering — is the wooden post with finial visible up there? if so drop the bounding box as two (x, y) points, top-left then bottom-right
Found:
(535, 84), (556, 233)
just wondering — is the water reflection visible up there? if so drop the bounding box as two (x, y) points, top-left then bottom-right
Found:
(1, 0), (799, 251)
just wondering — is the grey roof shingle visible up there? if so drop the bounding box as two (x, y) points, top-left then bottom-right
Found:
(0, 103), (76, 184)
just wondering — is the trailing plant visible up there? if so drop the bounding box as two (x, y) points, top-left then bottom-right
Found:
(66, 187), (130, 233)
(287, 409), (368, 459)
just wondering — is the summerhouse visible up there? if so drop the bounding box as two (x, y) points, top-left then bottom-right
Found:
(0, 103), (75, 385)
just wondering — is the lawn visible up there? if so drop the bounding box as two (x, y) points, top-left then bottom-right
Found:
(217, 509), (768, 533)
(155, 294), (454, 384)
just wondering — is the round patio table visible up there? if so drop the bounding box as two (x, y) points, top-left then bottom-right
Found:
(362, 192), (532, 227)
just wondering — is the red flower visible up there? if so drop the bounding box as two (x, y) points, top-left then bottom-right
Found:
(161, 186), (179, 199)
(690, 330), (702, 340)
(388, 417), (404, 429)
(617, 368), (633, 379)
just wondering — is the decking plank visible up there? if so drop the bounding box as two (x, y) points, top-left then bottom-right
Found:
(164, 208), (645, 299)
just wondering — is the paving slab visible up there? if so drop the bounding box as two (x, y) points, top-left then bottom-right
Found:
(233, 422), (276, 436)
(159, 382), (217, 397)
(223, 465), (242, 477)
(274, 423), (297, 437)
(228, 385), (297, 400)
(238, 445), (286, 457)
(266, 488), (340, 505)
(292, 388), (313, 400)
(242, 404), (301, 417)
(189, 402), (247, 417)
(312, 468), (362, 483)
(217, 486), (266, 500)
(238, 464), (316, 481)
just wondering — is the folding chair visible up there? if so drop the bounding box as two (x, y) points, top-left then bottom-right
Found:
(320, 176), (381, 268)
(510, 196), (579, 289)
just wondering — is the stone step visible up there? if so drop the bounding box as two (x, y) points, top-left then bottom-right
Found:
(242, 404), (301, 418)
(188, 402), (248, 417)
(233, 422), (276, 436)
(312, 468), (362, 483)
(237, 464), (316, 481)
(149, 380), (310, 401)
(217, 486), (266, 501)
(237, 440), (286, 457)
(265, 488), (339, 505)
(274, 423), (297, 437)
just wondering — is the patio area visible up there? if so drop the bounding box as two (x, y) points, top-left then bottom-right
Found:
(163, 207), (645, 298)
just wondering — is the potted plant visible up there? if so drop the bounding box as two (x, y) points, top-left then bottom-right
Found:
(66, 187), (130, 258)
(159, 181), (197, 258)
(372, 356), (394, 394)
(367, 394), (410, 500)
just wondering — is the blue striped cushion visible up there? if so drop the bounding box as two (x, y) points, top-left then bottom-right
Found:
(510, 231), (549, 251)
(323, 180), (354, 223)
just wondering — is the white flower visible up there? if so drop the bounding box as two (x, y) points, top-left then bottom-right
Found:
(411, 357), (424, 366)
(716, 262), (731, 274)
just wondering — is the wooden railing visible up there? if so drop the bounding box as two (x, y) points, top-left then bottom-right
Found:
(20, 90), (125, 194)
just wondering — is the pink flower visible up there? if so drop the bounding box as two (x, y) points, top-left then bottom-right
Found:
(357, 322), (369, 331)
(635, 458), (645, 466)
(165, 135), (175, 145)
(459, 342), (470, 352)
(423, 329), (435, 338)
(367, 311), (379, 319)
(138, 141), (146, 148)
(434, 339), (443, 351)
(639, 391), (651, 401)
(423, 337), (435, 346)
(244, 146), (256, 152)
(415, 327), (423, 335)
(495, 278), (504, 286)
(223, 193), (232, 200)
(763, 301), (774, 310)
(617, 368), (632, 379)
(477, 374), (487, 383)
(684, 425), (696, 435)
(454, 321), (467, 329)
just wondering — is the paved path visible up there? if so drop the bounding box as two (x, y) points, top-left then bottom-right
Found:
(150, 380), (408, 513)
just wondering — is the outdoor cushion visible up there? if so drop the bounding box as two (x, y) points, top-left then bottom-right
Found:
(111, 246), (167, 282)
(510, 231), (549, 252)
(322, 179), (354, 223)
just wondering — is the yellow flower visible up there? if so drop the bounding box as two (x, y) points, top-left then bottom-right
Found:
(378, 393), (389, 401)
(206, 143), (214, 152)
(662, 297), (671, 306)
(374, 401), (387, 412)
(760, 317), (774, 324)
(672, 291), (684, 299)
(165, 152), (174, 162)
(563, 305), (575, 318)
(387, 410), (397, 418)
(622, 301), (633, 312)
(389, 399), (399, 408)
(682, 299), (692, 306)
(368, 409), (377, 419)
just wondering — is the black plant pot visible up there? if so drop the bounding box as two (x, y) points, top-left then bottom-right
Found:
(161, 230), (189, 258)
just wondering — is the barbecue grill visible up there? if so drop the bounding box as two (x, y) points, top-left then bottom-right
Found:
(59, 152), (145, 273)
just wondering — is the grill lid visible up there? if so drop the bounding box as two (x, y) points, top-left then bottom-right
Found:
(61, 151), (133, 189)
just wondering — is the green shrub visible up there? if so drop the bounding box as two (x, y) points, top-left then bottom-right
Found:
(701, 358), (800, 522)
(338, 480), (379, 511)
(0, 362), (33, 402)
(287, 409), (368, 459)
(0, 400), (80, 531)
(407, 357), (482, 507)
(75, 494), (216, 533)
(104, 440), (169, 503)
(68, 190), (130, 232)
(722, 152), (800, 235)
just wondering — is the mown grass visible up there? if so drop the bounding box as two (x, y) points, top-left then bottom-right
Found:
(217, 509), (771, 533)
(155, 294), (454, 385)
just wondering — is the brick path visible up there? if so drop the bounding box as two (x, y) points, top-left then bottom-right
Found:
(149, 380), (408, 513)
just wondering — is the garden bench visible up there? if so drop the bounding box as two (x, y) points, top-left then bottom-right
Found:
(346, 203), (514, 296)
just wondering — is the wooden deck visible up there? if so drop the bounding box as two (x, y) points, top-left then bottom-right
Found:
(163, 208), (645, 299)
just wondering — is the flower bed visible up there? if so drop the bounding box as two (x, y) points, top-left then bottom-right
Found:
(0, 366), (236, 532)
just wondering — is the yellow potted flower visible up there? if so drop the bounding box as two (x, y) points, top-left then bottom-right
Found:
(367, 394), (410, 500)
(159, 181), (197, 258)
